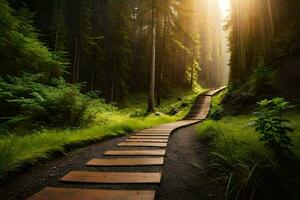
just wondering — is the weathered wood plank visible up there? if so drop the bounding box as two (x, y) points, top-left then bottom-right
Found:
(60, 171), (161, 184)
(125, 139), (168, 143)
(129, 136), (169, 139)
(86, 158), (164, 166)
(134, 133), (170, 136)
(104, 150), (166, 156)
(118, 142), (167, 147)
(28, 187), (155, 200)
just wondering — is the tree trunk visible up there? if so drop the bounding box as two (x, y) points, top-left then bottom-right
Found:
(147, 0), (156, 113)
(156, 0), (168, 106)
(72, 37), (78, 83)
(75, 46), (80, 83)
(110, 63), (116, 102)
(49, 18), (60, 84)
(190, 48), (195, 88)
(90, 65), (95, 91)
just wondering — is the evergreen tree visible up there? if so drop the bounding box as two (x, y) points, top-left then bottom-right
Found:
(147, 0), (157, 112)
(49, 0), (69, 83)
(106, 0), (133, 102)
(0, 0), (65, 78)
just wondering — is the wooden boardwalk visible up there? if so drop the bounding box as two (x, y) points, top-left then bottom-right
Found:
(27, 87), (226, 200)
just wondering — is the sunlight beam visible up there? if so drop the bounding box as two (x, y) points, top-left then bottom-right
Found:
(219, 0), (231, 17)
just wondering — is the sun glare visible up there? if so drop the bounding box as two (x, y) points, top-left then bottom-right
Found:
(219, 0), (231, 16)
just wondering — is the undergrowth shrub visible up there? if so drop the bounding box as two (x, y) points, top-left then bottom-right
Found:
(197, 114), (300, 200)
(252, 98), (294, 155)
(196, 120), (223, 140)
(209, 90), (226, 120)
(129, 108), (146, 117)
(0, 74), (106, 132)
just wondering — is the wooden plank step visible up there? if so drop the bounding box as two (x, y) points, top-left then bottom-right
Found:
(118, 142), (167, 147)
(204, 88), (225, 96)
(195, 99), (211, 103)
(60, 171), (161, 184)
(28, 187), (156, 200)
(130, 136), (169, 139)
(184, 115), (206, 119)
(188, 112), (209, 116)
(104, 150), (166, 156)
(126, 139), (168, 143)
(138, 130), (171, 133)
(191, 104), (210, 110)
(193, 102), (211, 104)
(186, 115), (207, 119)
(134, 133), (170, 136)
(86, 158), (164, 166)
(141, 129), (172, 131)
(189, 109), (210, 113)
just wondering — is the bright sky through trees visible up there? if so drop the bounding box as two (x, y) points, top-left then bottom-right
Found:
(219, 0), (231, 17)
(218, 0), (231, 85)
(217, 0), (231, 85)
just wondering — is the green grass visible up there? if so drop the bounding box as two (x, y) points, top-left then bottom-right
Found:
(208, 89), (227, 120)
(197, 111), (300, 200)
(0, 88), (203, 178)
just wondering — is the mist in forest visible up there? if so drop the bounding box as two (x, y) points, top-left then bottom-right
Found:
(197, 0), (230, 88)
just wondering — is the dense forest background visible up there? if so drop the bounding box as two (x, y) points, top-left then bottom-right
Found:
(1, 0), (300, 130)
(0, 0), (229, 104)
(227, 0), (300, 107)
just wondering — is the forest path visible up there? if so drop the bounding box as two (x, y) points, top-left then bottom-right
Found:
(26, 87), (225, 200)
(155, 123), (211, 200)
(0, 87), (225, 200)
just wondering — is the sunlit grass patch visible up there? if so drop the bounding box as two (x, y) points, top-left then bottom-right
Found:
(197, 112), (300, 199)
(0, 113), (178, 178)
(0, 89), (200, 178)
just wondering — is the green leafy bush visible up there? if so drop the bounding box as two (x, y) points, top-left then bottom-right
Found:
(197, 114), (300, 200)
(0, 74), (101, 132)
(253, 98), (294, 154)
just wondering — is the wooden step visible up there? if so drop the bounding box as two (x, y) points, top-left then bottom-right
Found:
(141, 129), (172, 132)
(118, 142), (167, 147)
(104, 150), (166, 156)
(28, 187), (155, 200)
(188, 113), (209, 116)
(134, 133), (170, 136)
(184, 116), (205, 119)
(86, 158), (164, 166)
(61, 171), (161, 184)
(138, 130), (171, 133)
(204, 88), (225, 96)
(129, 136), (169, 139)
(189, 110), (210, 113)
(125, 139), (168, 143)
(185, 115), (207, 119)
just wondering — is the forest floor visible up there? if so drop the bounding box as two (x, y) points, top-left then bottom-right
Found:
(0, 123), (215, 200)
